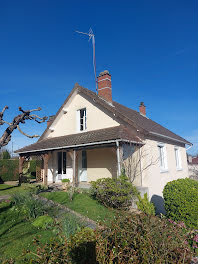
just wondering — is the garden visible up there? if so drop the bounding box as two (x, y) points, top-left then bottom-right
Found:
(0, 175), (197, 263)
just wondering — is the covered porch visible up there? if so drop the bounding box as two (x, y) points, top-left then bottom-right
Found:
(16, 126), (143, 186)
(18, 143), (120, 187)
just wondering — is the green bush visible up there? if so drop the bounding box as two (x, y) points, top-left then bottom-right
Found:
(12, 193), (55, 220)
(61, 179), (70, 183)
(0, 159), (19, 181)
(19, 214), (195, 264)
(32, 215), (54, 229)
(163, 178), (198, 229)
(136, 193), (156, 215)
(0, 160), (36, 181)
(91, 174), (138, 209)
(95, 213), (193, 263)
(69, 228), (96, 264)
(2, 150), (11, 159)
(62, 213), (82, 238)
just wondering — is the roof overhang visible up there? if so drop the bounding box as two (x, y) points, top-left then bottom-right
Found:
(16, 139), (144, 155)
(149, 131), (192, 146)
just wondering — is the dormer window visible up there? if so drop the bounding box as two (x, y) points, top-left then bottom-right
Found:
(77, 108), (87, 131)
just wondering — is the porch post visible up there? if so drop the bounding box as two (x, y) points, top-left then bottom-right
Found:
(43, 153), (49, 186)
(72, 150), (76, 186)
(116, 141), (121, 176)
(19, 155), (25, 186)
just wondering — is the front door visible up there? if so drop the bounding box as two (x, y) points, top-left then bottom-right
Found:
(78, 150), (87, 182)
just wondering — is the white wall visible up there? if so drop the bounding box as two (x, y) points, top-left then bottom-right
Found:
(44, 93), (119, 139)
(141, 139), (189, 200)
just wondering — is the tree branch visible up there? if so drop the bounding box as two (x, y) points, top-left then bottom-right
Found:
(17, 125), (39, 138)
(0, 106), (47, 149)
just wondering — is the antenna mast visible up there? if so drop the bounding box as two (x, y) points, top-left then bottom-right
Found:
(76, 28), (97, 92)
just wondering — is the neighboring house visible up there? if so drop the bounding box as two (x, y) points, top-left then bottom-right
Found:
(16, 70), (191, 210)
(187, 155), (198, 180)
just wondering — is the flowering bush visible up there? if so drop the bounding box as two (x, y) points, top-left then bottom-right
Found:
(163, 178), (198, 229)
(95, 213), (194, 263)
(17, 213), (196, 264)
(91, 174), (138, 209)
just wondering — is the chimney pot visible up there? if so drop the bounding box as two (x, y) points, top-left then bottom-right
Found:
(139, 102), (146, 116)
(97, 70), (112, 102)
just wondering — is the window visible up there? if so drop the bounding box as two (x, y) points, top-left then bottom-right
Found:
(175, 147), (182, 170)
(82, 150), (87, 169)
(57, 151), (67, 176)
(158, 144), (168, 172)
(77, 108), (87, 131)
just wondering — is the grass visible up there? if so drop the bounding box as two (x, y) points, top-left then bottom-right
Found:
(40, 191), (116, 224)
(0, 201), (55, 263)
(0, 183), (35, 196)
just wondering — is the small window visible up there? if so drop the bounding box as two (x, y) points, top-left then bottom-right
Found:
(158, 144), (168, 171)
(175, 147), (182, 170)
(77, 108), (87, 131)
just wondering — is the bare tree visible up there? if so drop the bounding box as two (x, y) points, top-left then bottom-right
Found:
(121, 144), (159, 184)
(0, 106), (47, 149)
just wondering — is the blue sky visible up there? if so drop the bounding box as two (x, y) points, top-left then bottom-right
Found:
(0, 0), (197, 155)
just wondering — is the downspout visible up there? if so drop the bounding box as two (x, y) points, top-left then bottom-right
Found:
(139, 147), (143, 187)
(116, 141), (121, 177)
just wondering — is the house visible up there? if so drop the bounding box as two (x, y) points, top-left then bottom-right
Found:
(187, 155), (198, 180)
(16, 70), (191, 210)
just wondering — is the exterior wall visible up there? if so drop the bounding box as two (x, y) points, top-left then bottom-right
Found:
(44, 93), (119, 139)
(86, 147), (117, 182)
(141, 139), (189, 201)
(122, 143), (142, 186)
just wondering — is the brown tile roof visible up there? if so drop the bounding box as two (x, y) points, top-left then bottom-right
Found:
(192, 157), (198, 164)
(16, 126), (142, 154)
(79, 86), (191, 145)
(17, 83), (191, 154)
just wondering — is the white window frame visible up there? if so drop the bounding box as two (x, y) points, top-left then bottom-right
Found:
(158, 143), (168, 172)
(76, 108), (87, 132)
(174, 146), (182, 170)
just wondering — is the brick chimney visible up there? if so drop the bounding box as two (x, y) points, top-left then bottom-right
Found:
(139, 102), (146, 116)
(97, 70), (112, 102)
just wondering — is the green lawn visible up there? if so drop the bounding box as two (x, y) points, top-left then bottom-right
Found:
(40, 191), (116, 224)
(0, 184), (35, 196)
(0, 201), (55, 263)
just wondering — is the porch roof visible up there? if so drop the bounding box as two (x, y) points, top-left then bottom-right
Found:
(15, 125), (143, 154)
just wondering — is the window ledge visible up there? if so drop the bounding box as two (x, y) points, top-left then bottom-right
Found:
(160, 169), (169, 173)
(176, 168), (183, 171)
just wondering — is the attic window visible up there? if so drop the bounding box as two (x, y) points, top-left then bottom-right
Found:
(77, 108), (87, 131)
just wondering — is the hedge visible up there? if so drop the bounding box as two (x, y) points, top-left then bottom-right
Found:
(163, 178), (198, 229)
(0, 160), (37, 182)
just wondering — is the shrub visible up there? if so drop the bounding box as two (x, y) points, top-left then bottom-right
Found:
(19, 214), (195, 264)
(163, 178), (198, 229)
(32, 215), (54, 229)
(68, 228), (96, 264)
(62, 213), (82, 238)
(95, 213), (193, 263)
(91, 174), (138, 209)
(2, 150), (11, 159)
(0, 160), (36, 181)
(12, 193), (55, 220)
(136, 193), (155, 215)
(0, 160), (19, 181)
(61, 179), (70, 183)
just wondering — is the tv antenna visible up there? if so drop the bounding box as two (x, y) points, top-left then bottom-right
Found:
(76, 28), (97, 92)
